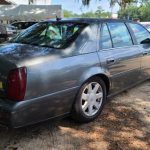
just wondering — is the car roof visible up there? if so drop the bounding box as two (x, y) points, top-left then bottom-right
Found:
(44, 18), (136, 24)
(0, 24), (7, 27)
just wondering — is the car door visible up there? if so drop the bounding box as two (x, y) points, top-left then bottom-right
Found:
(128, 23), (150, 78)
(97, 22), (142, 94)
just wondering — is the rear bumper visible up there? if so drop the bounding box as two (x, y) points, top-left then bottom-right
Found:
(0, 99), (15, 127)
(0, 87), (78, 128)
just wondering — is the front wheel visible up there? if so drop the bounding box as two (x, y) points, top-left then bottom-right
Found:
(72, 77), (107, 123)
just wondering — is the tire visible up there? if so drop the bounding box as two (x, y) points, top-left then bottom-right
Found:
(72, 77), (107, 123)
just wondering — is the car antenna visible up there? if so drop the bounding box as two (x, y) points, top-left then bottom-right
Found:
(56, 15), (61, 21)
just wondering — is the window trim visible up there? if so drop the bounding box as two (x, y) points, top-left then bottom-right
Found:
(106, 23), (114, 48)
(124, 22), (135, 45)
(100, 44), (139, 51)
(99, 23), (113, 50)
(126, 23), (137, 45)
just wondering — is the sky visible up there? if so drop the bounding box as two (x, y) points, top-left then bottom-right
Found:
(52, 0), (119, 14)
(10, 0), (119, 14)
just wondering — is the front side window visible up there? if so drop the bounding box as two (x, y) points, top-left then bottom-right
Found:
(107, 23), (133, 48)
(129, 23), (150, 44)
(10, 22), (87, 49)
(101, 24), (112, 49)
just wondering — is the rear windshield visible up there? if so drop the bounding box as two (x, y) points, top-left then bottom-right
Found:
(10, 22), (87, 49)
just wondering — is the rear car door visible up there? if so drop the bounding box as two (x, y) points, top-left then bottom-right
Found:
(98, 22), (142, 94)
(128, 23), (150, 79)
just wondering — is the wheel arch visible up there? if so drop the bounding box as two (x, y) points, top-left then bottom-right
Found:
(78, 67), (111, 95)
(71, 72), (110, 122)
(93, 74), (110, 94)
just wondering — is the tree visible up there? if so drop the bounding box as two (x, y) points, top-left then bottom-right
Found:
(95, 6), (104, 17)
(118, 5), (140, 19)
(63, 10), (74, 18)
(63, 7), (111, 18)
(81, 0), (91, 5)
(138, 1), (150, 21)
(118, 1), (150, 21)
(80, 0), (150, 20)
(29, 0), (34, 5)
(110, 0), (137, 10)
(80, 0), (145, 10)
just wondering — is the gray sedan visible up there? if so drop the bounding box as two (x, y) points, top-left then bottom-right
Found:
(0, 18), (150, 128)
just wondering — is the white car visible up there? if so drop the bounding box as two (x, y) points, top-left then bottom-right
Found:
(146, 26), (150, 32)
(140, 22), (150, 32)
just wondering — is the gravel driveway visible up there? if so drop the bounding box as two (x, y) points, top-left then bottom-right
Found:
(0, 81), (150, 150)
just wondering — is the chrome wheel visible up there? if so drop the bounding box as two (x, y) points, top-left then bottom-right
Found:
(81, 82), (103, 117)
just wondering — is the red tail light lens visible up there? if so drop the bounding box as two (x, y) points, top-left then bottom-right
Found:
(7, 67), (27, 101)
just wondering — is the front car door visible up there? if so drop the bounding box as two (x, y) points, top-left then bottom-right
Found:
(128, 22), (150, 79)
(98, 21), (142, 95)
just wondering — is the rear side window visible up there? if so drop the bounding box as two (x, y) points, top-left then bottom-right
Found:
(101, 24), (112, 49)
(129, 23), (150, 44)
(11, 22), (87, 49)
(107, 23), (133, 48)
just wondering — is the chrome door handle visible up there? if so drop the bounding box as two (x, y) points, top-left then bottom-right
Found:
(107, 58), (115, 64)
(143, 52), (149, 56)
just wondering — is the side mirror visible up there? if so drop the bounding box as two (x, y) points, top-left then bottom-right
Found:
(140, 38), (150, 44)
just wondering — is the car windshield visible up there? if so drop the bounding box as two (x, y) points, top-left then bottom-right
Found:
(10, 22), (87, 49)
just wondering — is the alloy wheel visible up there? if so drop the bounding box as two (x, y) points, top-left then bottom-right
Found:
(81, 82), (103, 117)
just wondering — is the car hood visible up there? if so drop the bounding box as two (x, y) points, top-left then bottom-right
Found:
(0, 43), (54, 63)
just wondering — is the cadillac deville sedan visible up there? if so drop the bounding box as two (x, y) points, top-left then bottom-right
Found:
(0, 18), (150, 128)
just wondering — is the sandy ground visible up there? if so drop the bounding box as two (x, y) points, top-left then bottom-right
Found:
(0, 81), (150, 150)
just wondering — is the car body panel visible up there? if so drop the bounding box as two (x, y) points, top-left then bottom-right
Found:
(98, 45), (142, 94)
(128, 23), (150, 79)
(98, 22), (143, 94)
(139, 44), (150, 78)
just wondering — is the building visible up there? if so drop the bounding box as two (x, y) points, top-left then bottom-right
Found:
(0, 0), (14, 4)
(9, 0), (51, 5)
(0, 0), (62, 24)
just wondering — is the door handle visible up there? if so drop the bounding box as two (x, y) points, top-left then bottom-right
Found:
(143, 52), (149, 56)
(107, 58), (115, 64)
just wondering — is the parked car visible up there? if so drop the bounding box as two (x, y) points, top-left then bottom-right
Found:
(140, 22), (150, 32)
(11, 21), (38, 32)
(0, 24), (17, 43)
(0, 18), (150, 128)
(145, 25), (150, 32)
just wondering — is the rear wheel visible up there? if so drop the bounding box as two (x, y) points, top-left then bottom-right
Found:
(72, 77), (107, 123)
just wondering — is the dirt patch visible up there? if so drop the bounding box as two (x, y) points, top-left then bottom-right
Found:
(0, 81), (150, 150)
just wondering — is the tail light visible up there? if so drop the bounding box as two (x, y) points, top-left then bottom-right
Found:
(7, 67), (27, 101)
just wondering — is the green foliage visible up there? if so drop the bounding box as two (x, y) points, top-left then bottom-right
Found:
(63, 6), (111, 19)
(65, 0), (150, 21)
(80, 11), (111, 18)
(81, 0), (148, 10)
(118, 1), (150, 21)
(110, 0), (137, 8)
(63, 10), (74, 18)
(81, 0), (135, 8)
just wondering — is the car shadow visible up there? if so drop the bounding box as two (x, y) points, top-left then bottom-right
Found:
(0, 84), (149, 150)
